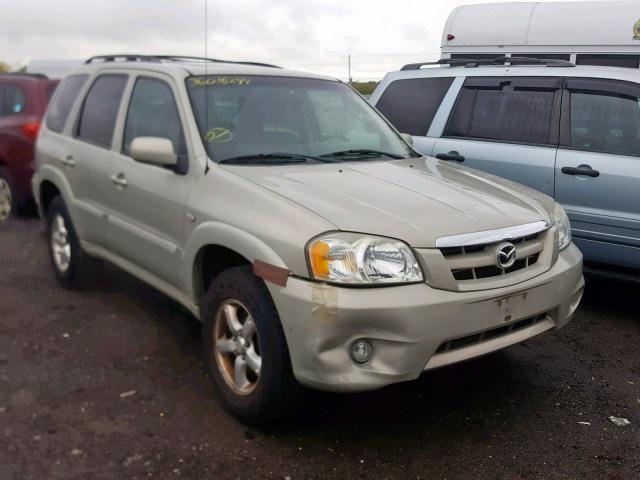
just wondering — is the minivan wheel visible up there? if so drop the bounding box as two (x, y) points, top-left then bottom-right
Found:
(202, 266), (305, 424)
(0, 171), (16, 222)
(46, 196), (99, 288)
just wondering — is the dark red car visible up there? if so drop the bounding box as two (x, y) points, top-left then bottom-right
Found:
(0, 73), (58, 220)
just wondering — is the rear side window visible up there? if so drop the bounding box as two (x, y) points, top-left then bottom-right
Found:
(77, 74), (128, 147)
(4, 85), (26, 114)
(46, 75), (88, 133)
(445, 77), (560, 145)
(375, 77), (454, 136)
(123, 77), (187, 170)
(569, 90), (640, 157)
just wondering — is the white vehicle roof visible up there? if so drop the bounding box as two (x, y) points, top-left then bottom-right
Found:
(442, 1), (640, 54)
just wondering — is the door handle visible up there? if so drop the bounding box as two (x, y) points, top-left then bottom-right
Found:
(111, 173), (128, 188)
(60, 155), (75, 167)
(436, 151), (465, 162)
(561, 165), (600, 178)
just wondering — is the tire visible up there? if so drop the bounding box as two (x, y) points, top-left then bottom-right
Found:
(0, 168), (17, 222)
(46, 196), (99, 288)
(202, 266), (305, 424)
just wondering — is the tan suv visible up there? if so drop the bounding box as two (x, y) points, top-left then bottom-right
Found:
(33, 55), (584, 423)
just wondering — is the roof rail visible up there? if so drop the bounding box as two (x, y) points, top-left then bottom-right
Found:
(401, 56), (575, 71)
(0, 72), (49, 79)
(84, 54), (281, 69)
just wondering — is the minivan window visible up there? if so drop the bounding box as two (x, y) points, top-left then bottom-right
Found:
(375, 77), (454, 136)
(186, 75), (415, 162)
(77, 74), (127, 147)
(46, 75), (88, 133)
(445, 78), (559, 145)
(123, 77), (187, 168)
(570, 91), (640, 157)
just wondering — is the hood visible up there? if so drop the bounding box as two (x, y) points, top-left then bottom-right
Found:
(225, 157), (554, 248)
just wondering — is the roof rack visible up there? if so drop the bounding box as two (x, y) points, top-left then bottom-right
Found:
(84, 54), (281, 69)
(401, 56), (575, 71)
(0, 72), (49, 79)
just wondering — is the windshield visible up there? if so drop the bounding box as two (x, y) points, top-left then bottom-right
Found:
(186, 75), (416, 162)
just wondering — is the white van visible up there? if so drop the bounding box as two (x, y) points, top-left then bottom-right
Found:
(442, 1), (640, 68)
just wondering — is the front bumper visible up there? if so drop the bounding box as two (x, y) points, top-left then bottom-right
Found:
(269, 243), (584, 392)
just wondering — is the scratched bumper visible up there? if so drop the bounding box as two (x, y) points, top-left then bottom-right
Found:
(268, 243), (584, 392)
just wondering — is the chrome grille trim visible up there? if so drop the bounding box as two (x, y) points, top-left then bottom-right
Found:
(435, 221), (550, 248)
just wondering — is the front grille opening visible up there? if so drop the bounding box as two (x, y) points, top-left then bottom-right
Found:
(447, 245), (542, 282)
(435, 313), (548, 354)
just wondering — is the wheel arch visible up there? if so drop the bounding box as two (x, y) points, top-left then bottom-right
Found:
(187, 222), (289, 304)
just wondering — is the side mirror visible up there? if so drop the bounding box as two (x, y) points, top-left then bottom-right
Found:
(130, 137), (177, 167)
(400, 133), (414, 146)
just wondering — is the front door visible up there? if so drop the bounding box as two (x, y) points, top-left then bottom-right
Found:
(106, 74), (192, 286)
(555, 77), (640, 269)
(432, 76), (562, 197)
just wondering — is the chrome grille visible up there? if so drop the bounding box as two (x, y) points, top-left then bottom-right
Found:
(440, 232), (544, 282)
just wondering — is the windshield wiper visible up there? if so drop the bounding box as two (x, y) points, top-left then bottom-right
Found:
(219, 153), (314, 165)
(320, 149), (406, 160)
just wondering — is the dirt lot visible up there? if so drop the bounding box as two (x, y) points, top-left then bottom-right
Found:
(0, 218), (638, 479)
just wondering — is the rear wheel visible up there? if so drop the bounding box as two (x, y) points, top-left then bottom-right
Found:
(46, 196), (99, 288)
(0, 170), (16, 222)
(202, 266), (305, 424)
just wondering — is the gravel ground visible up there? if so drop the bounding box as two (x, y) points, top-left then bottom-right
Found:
(0, 217), (638, 480)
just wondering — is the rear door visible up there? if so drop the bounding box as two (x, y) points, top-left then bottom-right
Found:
(374, 76), (455, 155)
(66, 73), (128, 245)
(555, 77), (640, 269)
(432, 77), (562, 197)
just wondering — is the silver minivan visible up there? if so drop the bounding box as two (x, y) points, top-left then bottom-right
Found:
(371, 59), (640, 278)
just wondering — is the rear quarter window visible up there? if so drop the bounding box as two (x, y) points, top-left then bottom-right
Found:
(0, 84), (27, 116)
(46, 75), (88, 133)
(375, 77), (454, 136)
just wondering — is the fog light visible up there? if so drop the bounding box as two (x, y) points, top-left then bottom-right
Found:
(350, 339), (373, 364)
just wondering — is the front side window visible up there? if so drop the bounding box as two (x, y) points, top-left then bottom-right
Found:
(46, 75), (88, 133)
(570, 90), (640, 157)
(445, 77), (559, 145)
(77, 74), (128, 147)
(375, 77), (454, 136)
(123, 77), (187, 167)
(186, 75), (415, 162)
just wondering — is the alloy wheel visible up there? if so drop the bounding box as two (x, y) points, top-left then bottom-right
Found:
(213, 299), (262, 395)
(0, 178), (12, 222)
(51, 214), (71, 274)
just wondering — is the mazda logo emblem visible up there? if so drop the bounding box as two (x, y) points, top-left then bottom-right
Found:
(496, 242), (517, 269)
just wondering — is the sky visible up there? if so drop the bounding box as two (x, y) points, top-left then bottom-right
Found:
(2, 0), (585, 81)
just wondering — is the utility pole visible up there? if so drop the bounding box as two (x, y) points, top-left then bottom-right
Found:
(348, 54), (352, 85)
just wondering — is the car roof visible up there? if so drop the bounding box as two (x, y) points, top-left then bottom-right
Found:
(382, 64), (640, 84)
(67, 60), (339, 83)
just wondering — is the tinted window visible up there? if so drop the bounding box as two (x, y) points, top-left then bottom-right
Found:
(375, 78), (454, 136)
(577, 54), (640, 69)
(123, 78), (187, 169)
(445, 78), (559, 145)
(4, 85), (26, 114)
(77, 74), (127, 147)
(46, 75), (88, 133)
(570, 91), (640, 156)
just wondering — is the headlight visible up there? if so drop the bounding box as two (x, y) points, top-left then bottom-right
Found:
(307, 233), (423, 284)
(554, 203), (572, 251)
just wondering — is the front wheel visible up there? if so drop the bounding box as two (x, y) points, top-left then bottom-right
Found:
(202, 266), (305, 424)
